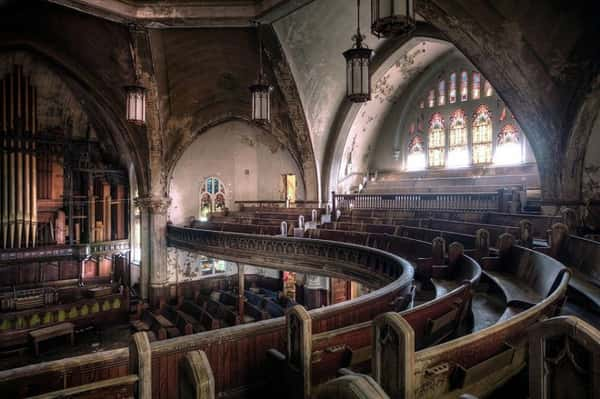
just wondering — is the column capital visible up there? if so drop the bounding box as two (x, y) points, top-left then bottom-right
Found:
(134, 196), (171, 214)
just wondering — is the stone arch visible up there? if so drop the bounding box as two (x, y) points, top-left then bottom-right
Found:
(0, 41), (149, 194)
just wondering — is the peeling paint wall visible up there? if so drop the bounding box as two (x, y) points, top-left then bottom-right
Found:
(166, 247), (280, 285)
(0, 51), (94, 140)
(168, 120), (305, 224)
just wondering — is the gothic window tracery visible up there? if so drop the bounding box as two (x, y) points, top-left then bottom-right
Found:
(200, 177), (226, 218)
(407, 135), (426, 171)
(494, 124), (521, 165)
(448, 109), (469, 167)
(449, 72), (457, 104)
(428, 113), (446, 168)
(472, 105), (493, 164)
(460, 71), (468, 102)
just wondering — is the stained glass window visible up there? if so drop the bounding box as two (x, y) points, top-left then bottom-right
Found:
(200, 177), (226, 217)
(428, 89), (435, 108)
(472, 105), (493, 164)
(438, 80), (446, 106)
(494, 124), (521, 165)
(460, 71), (468, 102)
(406, 136), (426, 171)
(472, 72), (481, 100)
(448, 109), (469, 167)
(449, 72), (457, 104)
(484, 80), (493, 97)
(428, 113), (445, 167)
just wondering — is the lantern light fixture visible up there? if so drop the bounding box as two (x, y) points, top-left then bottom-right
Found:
(125, 25), (147, 125)
(343, 0), (373, 103)
(250, 22), (272, 123)
(371, 0), (416, 39)
(125, 85), (147, 125)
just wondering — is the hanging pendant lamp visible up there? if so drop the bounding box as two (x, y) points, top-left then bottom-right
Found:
(250, 22), (272, 123)
(343, 0), (373, 103)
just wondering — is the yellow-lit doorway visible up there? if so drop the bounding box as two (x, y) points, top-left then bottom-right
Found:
(283, 174), (296, 204)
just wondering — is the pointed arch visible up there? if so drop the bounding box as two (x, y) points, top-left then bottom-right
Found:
(494, 124), (522, 165)
(472, 105), (493, 164)
(428, 113), (445, 167)
(448, 109), (469, 167)
(407, 135), (426, 171)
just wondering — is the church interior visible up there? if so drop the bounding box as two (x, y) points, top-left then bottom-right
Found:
(0, 0), (599, 398)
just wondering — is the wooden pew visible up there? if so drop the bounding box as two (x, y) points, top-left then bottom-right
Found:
(180, 300), (221, 331)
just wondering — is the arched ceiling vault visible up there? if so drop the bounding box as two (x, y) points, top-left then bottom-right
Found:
(14, 0), (600, 204)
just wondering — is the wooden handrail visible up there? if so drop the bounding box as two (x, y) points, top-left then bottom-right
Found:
(333, 191), (504, 212)
(26, 374), (138, 399)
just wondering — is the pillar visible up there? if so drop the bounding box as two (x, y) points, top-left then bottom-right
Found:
(135, 196), (171, 305)
(238, 263), (245, 323)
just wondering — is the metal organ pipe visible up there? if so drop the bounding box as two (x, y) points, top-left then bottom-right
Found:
(0, 65), (38, 249)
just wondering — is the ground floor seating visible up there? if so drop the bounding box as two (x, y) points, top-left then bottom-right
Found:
(552, 235), (600, 311)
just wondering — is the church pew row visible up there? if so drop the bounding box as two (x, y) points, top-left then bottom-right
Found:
(336, 215), (531, 244)
(283, 239), (569, 399)
(540, 226), (600, 311)
(0, 291), (129, 350)
(0, 225), (569, 399)
(0, 226), (417, 397)
(344, 209), (561, 238)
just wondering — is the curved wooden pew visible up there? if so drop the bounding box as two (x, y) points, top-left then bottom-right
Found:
(545, 225), (600, 311)
(0, 224), (568, 399)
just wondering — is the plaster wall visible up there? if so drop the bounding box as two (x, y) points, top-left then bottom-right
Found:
(168, 120), (305, 224)
(582, 115), (600, 202)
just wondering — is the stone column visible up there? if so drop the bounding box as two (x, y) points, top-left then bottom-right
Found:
(135, 196), (171, 305)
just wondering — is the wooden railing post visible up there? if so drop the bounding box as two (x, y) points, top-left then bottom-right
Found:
(287, 305), (312, 399)
(432, 237), (446, 265)
(548, 223), (569, 259)
(331, 191), (337, 219)
(560, 208), (578, 234)
(528, 316), (600, 399)
(180, 350), (215, 399)
(372, 312), (415, 399)
(129, 332), (151, 399)
(475, 229), (490, 259)
(519, 220), (533, 248)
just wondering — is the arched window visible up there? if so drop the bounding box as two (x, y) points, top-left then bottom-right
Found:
(484, 80), (493, 97)
(472, 105), (493, 164)
(406, 136), (426, 171)
(438, 80), (446, 106)
(460, 71), (468, 102)
(472, 72), (481, 100)
(494, 124), (522, 165)
(428, 89), (435, 108)
(449, 72), (457, 103)
(428, 113), (445, 167)
(200, 176), (226, 219)
(448, 109), (469, 168)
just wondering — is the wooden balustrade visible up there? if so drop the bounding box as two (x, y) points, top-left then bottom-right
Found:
(333, 191), (503, 212)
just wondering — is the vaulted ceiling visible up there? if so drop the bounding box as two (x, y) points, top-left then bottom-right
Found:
(3, 0), (599, 203)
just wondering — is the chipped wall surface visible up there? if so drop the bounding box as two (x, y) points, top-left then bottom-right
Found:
(582, 115), (600, 203)
(168, 120), (305, 224)
(166, 247), (280, 284)
(0, 51), (94, 139)
(274, 0), (385, 173)
(369, 49), (536, 174)
(336, 39), (452, 185)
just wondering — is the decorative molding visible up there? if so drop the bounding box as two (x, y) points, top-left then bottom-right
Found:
(134, 196), (171, 214)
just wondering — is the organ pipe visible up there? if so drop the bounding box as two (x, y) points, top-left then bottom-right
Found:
(0, 65), (38, 249)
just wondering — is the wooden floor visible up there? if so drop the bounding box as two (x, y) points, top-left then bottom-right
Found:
(0, 323), (132, 371)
